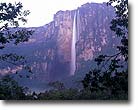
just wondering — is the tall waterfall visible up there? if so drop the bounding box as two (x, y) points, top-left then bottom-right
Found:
(70, 12), (77, 76)
(76, 9), (80, 41)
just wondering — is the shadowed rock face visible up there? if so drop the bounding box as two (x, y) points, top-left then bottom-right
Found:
(0, 3), (119, 86)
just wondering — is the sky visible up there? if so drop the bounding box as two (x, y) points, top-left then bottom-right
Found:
(1, 0), (108, 27)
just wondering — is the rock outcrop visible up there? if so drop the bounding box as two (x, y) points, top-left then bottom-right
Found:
(0, 3), (119, 83)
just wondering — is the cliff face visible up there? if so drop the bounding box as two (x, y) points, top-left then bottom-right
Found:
(0, 3), (118, 82)
(54, 11), (73, 62)
(75, 3), (116, 72)
(40, 3), (116, 79)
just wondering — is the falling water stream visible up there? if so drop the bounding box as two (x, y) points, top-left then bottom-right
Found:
(70, 12), (77, 76)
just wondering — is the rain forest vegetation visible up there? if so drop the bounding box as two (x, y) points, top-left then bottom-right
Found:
(0, 2), (33, 100)
(0, 2), (33, 74)
(0, 0), (128, 100)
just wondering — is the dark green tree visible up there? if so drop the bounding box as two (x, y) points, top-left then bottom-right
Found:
(0, 2), (33, 75)
(82, 0), (128, 99)
(0, 2), (33, 100)
(0, 75), (27, 99)
(48, 81), (65, 91)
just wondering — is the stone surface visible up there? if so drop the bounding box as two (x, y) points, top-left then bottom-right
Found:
(0, 3), (119, 83)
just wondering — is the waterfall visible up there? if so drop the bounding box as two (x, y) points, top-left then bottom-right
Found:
(70, 11), (77, 76)
(76, 9), (80, 41)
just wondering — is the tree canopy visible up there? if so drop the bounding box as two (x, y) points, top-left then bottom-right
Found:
(0, 2), (33, 75)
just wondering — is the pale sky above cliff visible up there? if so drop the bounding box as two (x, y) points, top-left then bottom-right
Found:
(1, 0), (108, 27)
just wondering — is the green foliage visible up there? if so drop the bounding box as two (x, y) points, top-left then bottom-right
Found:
(0, 0), (128, 100)
(0, 2), (30, 26)
(0, 2), (33, 47)
(48, 81), (65, 91)
(36, 86), (127, 100)
(108, 0), (128, 61)
(95, 55), (106, 65)
(0, 75), (27, 100)
(0, 2), (33, 75)
(0, 76), (127, 100)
